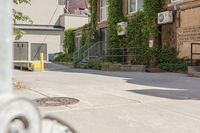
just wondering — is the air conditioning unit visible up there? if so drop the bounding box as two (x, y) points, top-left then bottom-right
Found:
(158, 11), (173, 25)
(117, 22), (128, 36)
(58, 0), (65, 5)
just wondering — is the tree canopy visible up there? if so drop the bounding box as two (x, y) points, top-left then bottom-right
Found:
(13, 0), (32, 35)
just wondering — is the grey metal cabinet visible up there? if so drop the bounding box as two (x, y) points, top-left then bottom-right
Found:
(14, 42), (28, 60)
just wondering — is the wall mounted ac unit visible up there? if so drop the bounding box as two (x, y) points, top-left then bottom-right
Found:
(158, 11), (173, 25)
(117, 22), (128, 36)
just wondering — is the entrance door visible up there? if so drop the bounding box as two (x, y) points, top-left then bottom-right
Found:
(100, 28), (107, 53)
(31, 43), (47, 61)
(14, 42), (28, 60)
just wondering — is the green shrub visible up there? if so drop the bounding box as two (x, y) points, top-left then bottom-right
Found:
(88, 60), (103, 70)
(53, 53), (73, 62)
(101, 62), (113, 68)
(157, 46), (178, 64)
(158, 63), (188, 72)
(144, 46), (188, 72)
(144, 46), (184, 65)
(143, 47), (159, 66)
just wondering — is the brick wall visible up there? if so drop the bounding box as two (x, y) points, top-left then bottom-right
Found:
(164, 0), (200, 59)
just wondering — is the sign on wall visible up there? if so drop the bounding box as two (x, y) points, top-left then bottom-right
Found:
(177, 25), (200, 59)
(177, 25), (200, 45)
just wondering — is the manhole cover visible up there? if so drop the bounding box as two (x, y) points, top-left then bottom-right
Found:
(33, 97), (79, 107)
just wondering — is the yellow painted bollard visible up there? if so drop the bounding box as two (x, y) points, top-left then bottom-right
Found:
(40, 52), (44, 72)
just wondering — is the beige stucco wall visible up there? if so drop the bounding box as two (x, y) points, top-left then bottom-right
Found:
(60, 15), (89, 29)
(14, 0), (64, 25)
(13, 30), (64, 61)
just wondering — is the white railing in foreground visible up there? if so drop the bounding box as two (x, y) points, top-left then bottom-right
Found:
(0, 0), (13, 93)
(0, 1), (76, 133)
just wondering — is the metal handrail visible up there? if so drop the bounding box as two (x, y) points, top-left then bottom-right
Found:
(191, 43), (200, 66)
(73, 41), (103, 63)
(73, 40), (144, 65)
(103, 47), (144, 64)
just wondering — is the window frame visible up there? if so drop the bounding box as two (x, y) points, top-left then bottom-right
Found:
(128, 0), (143, 14)
(100, 0), (108, 22)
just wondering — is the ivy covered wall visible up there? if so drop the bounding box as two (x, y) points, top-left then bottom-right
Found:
(79, 0), (98, 46)
(107, 0), (124, 48)
(81, 0), (166, 48)
(126, 11), (145, 47)
(143, 0), (165, 46)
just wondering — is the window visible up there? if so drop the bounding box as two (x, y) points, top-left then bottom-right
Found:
(128, 0), (144, 14)
(100, 0), (108, 21)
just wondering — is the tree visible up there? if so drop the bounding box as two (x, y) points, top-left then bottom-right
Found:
(13, 0), (32, 35)
(63, 29), (75, 54)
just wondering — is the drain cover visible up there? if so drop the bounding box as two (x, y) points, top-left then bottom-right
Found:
(33, 97), (79, 107)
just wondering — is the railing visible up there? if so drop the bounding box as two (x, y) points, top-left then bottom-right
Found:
(103, 47), (144, 65)
(73, 40), (144, 65)
(73, 42), (93, 63)
(73, 41), (104, 63)
(191, 43), (200, 66)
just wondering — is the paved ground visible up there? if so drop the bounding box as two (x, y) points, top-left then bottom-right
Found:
(14, 63), (200, 133)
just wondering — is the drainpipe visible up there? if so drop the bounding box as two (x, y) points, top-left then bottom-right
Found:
(0, 0), (13, 93)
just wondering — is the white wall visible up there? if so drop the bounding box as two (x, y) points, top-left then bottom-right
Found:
(60, 15), (89, 29)
(14, 0), (65, 25)
(14, 30), (63, 61)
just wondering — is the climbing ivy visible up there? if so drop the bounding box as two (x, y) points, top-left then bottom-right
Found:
(63, 29), (75, 54)
(126, 11), (145, 47)
(80, 24), (98, 46)
(89, 0), (97, 27)
(142, 0), (165, 45)
(107, 0), (124, 48)
(80, 0), (98, 46)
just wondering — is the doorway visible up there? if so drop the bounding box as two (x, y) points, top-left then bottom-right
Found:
(100, 28), (107, 53)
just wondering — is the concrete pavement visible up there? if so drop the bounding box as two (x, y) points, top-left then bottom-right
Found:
(14, 63), (200, 133)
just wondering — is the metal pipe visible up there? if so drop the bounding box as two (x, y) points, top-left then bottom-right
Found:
(0, 0), (13, 92)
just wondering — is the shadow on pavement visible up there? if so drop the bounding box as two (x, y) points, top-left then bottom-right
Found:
(45, 63), (200, 100)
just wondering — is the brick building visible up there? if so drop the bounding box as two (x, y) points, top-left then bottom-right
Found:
(96, 0), (200, 60)
(74, 0), (200, 63)
(95, 0), (144, 50)
(165, 0), (200, 60)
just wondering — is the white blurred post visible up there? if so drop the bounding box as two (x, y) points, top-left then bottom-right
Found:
(0, 0), (13, 93)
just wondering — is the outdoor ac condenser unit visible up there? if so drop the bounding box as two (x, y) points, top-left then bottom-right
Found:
(158, 11), (173, 25)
